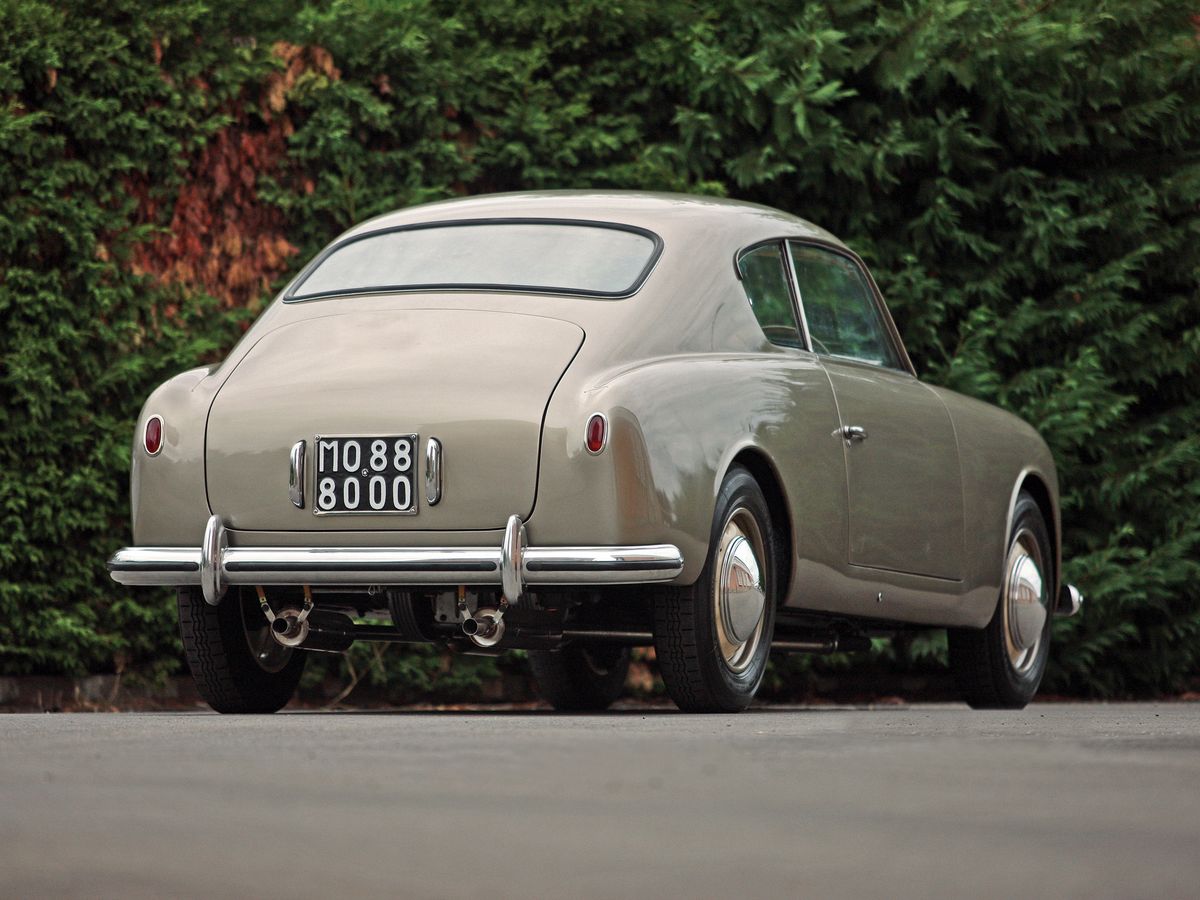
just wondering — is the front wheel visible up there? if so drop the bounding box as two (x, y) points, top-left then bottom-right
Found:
(178, 587), (306, 713)
(948, 492), (1054, 709)
(653, 467), (778, 713)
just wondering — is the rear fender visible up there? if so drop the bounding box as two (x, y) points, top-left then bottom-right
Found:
(130, 366), (217, 545)
(529, 353), (839, 586)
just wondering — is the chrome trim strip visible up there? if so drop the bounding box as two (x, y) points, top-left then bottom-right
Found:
(289, 440), (306, 509)
(107, 542), (684, 589)
(779, 240), (814, 353)
(425, 438), (442, 506)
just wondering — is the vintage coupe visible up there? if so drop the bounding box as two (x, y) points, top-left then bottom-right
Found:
(109, 192), (1081, 713)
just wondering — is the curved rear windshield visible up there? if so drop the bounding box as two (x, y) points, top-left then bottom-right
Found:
(288, 220), (661, 300)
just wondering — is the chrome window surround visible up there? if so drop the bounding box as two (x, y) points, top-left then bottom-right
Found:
(735, 239), (810, 352)
(284, 217), (666, 303)
(734, 237), (916, 377)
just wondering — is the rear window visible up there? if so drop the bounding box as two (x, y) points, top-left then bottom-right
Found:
(288, 220), (661, 300)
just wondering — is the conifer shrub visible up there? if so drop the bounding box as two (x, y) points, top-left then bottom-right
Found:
(2, 0), (1196, 696)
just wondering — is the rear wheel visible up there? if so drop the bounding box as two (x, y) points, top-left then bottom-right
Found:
(653, 467), (778, 713)
(948, 492), (1053, 709)
(178, 587), (306, 713)
(528, 644), (630, 711)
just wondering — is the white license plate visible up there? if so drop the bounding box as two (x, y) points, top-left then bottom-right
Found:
(313, 434), (417, 515)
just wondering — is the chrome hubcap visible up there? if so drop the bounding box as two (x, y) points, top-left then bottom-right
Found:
(713, 508), (767, 672)
(1002, 529), (1047, 674)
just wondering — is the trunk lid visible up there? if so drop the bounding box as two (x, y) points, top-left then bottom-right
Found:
(205, 307), (584, 531)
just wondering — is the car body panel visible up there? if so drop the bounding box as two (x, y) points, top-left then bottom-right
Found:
(204, 306), (583, 531)
(120, 191), (1062, 631)
(821, 358), (966, 581)
(529, 351), (848, 591)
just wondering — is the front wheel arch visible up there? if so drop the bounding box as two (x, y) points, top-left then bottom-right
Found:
(1009, 470), (1060, 600)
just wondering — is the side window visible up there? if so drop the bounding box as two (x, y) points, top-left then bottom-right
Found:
(737, 243), (803, 349)
(788, 243), (902, 369)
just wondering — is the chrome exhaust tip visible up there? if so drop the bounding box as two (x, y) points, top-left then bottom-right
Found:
(461, 609), (505, 648)
(269, 608), (311, 647)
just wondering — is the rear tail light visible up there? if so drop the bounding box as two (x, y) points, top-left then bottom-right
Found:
(144, 415), (164, 456)
(585, 413), (608, 454)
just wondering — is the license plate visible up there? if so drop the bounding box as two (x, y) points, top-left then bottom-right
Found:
(313, 434), (418, 515)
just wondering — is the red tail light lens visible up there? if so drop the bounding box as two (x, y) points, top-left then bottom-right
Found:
(585, 413), (607, 454)
(144, 415), (163, 456)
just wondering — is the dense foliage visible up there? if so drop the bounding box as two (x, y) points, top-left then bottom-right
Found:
(2, 0), (1197, 697)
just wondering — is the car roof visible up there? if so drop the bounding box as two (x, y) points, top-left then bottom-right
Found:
(340, 190), (846, 250)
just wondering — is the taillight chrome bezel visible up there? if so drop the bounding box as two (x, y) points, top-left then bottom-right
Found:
(144, 414), (164, 456)
(584, 413), (608, 455)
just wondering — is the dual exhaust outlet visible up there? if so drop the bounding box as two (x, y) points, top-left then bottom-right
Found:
(257, 585), (508, 652)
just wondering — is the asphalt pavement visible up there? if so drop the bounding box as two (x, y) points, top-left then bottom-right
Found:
(1, 703), (1197, 899)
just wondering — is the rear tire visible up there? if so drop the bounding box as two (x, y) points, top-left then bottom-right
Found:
(178, 587), (306, 714)
(948, 492), (1053, 710)
(653, 466), (778, 713)
(528, 644), (630, 711)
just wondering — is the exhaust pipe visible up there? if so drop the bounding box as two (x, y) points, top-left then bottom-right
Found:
(461, 608), (505, 648)
(271, 608), (356, 653)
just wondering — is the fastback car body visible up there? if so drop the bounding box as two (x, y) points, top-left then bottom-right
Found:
(109, 191), (1081, 713)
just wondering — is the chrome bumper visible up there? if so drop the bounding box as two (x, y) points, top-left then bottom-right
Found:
(1055, 583), (1084, 618)
(108, 515), (684, 607)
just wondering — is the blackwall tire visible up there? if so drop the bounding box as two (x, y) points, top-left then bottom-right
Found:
(528, 644), (630, 711)
(178, 587), (306, 714)
(653, 466), (778, 713)
(948, 492), (1054, 710)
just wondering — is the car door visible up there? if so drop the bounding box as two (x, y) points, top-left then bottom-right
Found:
(787, 241), (965, 581)
(735, 242), (849, 602)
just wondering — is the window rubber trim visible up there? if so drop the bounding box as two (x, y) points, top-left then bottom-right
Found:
(285, 217), (665, 303)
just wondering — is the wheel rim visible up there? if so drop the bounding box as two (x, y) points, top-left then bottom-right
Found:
(713, 507), (768, 673)
(241, 595), (293, 674)
(1002, 528), (1048, 674)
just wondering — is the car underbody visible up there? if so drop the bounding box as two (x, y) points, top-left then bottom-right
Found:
(110, 513), (890, 658)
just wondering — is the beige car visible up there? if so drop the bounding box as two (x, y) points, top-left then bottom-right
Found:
(109, 191), (1081, 713)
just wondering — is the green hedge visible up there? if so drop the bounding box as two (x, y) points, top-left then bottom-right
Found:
(2, 0), (1197, 697)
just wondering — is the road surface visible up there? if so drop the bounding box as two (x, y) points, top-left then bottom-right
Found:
(1, 703), (1198, 898)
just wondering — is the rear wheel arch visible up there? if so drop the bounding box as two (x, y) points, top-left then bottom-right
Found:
(727, 448), (793, 607)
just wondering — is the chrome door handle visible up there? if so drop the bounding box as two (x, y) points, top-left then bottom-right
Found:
(834, 425), (868, 444)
